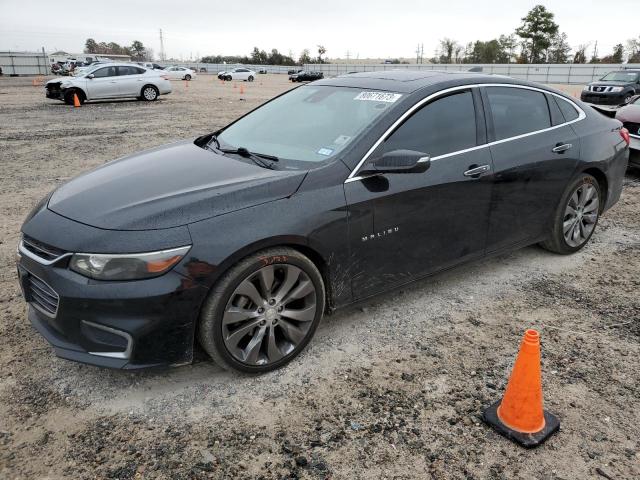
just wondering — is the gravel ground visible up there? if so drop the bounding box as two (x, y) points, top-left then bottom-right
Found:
(0, 75), (639, 479)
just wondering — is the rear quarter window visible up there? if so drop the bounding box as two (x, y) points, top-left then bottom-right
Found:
(486, 87), (551, 141)
(554, 96), (580, 122)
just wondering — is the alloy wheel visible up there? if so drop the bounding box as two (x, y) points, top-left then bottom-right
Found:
(143, 87), (157, 100)
(222, 264), (318, 366)
(563, 182), (599, 247)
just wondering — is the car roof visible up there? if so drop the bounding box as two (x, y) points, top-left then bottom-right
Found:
(313, 69), (523, 93)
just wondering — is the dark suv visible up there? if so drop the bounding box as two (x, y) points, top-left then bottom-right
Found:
(581, 69), (640, 106)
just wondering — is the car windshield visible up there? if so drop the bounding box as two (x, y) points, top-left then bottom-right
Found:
(217, 86), (401, 163)
(600, 71), (639, 82)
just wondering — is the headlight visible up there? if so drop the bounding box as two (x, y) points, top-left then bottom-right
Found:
(583, 85), (589, 91)
(69, 246), (190, 281)
(610, 87), (623, 93)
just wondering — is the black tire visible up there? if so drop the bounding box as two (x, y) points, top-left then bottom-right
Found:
(623, 92), (633, 104)
(225, 75), (232, 81)
(248, 75), (254, 82)
(184, 74), (192, 81)
(197, 247), (326, 373)
(63, 89), (85, 105)
(539, 174), (601, 254)
(141, 85), (159, 101)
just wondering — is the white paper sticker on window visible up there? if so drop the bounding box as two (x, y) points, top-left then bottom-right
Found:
(354, 91), (402, 103)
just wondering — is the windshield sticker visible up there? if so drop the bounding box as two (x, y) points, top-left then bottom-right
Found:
(333, 135), (351, 145)
(317, 147), (334, 156)
(354, 91), (402, 103)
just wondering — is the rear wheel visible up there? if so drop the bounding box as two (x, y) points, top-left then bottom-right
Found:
(197, 248), (325, 373)
(184, 74), (192, 81)
(141, 85), (159, 101)
(248, 75), (254, 82)
(540, 174), (601, 254)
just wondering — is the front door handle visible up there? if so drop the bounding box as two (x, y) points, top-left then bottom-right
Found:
(463, 164), (491, 177)
(552, 143), (572, 153)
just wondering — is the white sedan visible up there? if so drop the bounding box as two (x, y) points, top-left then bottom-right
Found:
(220, 68), (256, 82)
(165, 66), (196, 81)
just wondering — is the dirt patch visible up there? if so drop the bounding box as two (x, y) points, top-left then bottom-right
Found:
(0, 75), (639, 479)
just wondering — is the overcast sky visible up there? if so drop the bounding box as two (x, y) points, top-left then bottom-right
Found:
(1, 0), (638, 61)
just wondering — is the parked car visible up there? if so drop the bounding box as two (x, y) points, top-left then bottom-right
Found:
(290, 71), (324, 82)
(199, 67), (207, 73)
(581, 69), (640, 106)
(45, 63), (172, 104)
(20, 71), (629, 373)
(219, 68), (256, 81)
(135, 62), (165, 70)
(258, 68), (268, 74)
(164, 66), (196, 80)
(616, 94), (640, 165)
(287, 69), (302, 75)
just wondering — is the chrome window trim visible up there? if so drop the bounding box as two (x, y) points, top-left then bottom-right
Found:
(345, 83), (586, 183)
(18, 240), (72, 266)
(83, 320), (134, 360)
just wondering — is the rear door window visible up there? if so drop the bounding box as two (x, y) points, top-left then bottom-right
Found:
(384, 90), (477, 157)
(485, 87), (551, 141)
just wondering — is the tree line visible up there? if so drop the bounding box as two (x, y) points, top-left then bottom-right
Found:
(432, 5), (640, 65)
(201, 45), (327, 66)
(84, 38), (153, 61)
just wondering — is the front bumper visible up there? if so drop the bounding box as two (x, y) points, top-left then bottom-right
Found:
(17, 247), (208, 369)
(580, 91), (628, 106)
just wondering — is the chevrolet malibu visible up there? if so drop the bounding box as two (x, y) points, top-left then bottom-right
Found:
(19, 71), (629, 373)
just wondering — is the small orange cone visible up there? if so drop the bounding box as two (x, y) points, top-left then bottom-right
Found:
(482, 329), (559, 448)
(239, 85), (245, 95)
(233, 83), (237, 89)
(184, 80), (189, 88)
(73, 93), (81, 108)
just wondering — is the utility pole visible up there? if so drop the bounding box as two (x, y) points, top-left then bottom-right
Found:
(416, 43), (420, 64)
(592, 40), (598, 61)
(159, 28), (165, 61)
(345, 50), (350, 62)
(420, 43), (424, 64)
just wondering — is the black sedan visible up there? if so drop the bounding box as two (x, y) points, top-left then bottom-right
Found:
(18, 71), (629, 373)
(290, 70), (324, 82)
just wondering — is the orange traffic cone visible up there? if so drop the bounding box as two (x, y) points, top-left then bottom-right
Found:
(233, 83), (237, 89)
(239, 85), (245, 95)
(482, 329), (559, 448)
(184, 80), (189, 88)
(73, 93), (81, 108)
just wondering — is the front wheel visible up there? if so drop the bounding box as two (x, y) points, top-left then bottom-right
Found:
(540, 174), (601, 254)
(184, 74), (191, 81)
(248, 75), (254, 82)
(197, 248), (325, 373)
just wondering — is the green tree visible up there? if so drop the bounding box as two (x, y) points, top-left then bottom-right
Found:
(130, 40), (146, 60)
(299, 49), (312, 65)
(601, 44), (624, 64)
(573, 45), (587, 64)
(438, 38), (459, 63)
(317, 45), (326, 63)
(498, 34), (518, 63)
(84, 38), (98, 54)
(547, 32), (571, 63)
(515, 5), (559, 63)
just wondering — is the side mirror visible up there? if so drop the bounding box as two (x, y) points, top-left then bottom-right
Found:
(86, 73), (94, 79)
(361, 149), (431, 175)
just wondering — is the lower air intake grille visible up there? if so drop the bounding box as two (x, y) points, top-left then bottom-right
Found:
(26, 274), (59, 316)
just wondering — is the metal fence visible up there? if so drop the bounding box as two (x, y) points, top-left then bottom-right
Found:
(300, 63), (640, 85)
(3, 53), (638, 85)
(0, 51), (49, 75)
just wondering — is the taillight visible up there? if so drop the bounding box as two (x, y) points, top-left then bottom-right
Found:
(620, 128), (630, 147)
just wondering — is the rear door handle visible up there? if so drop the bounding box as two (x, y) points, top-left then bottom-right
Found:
(552, 143), (572, 153)
(463, 164), (491, 177)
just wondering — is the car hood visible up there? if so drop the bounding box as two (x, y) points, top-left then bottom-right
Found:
(616, 103), (640, 123)
(48, 140), (308, 231)
(589, 80), (632, 87)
